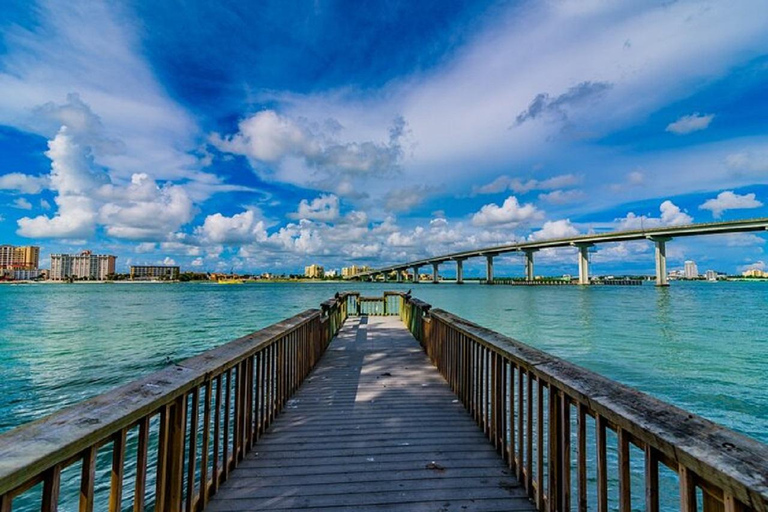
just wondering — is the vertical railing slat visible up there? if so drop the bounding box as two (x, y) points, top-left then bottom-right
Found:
(133, 418), (150, 512)
(79, 445), (97, 512)
(109, 430), (127, 512)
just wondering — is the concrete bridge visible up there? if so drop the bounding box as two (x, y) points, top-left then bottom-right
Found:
(0, 292), (766, 511)
(348, 218), (768, 286)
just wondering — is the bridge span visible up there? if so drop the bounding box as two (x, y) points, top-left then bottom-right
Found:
(348, 218), (768, 286)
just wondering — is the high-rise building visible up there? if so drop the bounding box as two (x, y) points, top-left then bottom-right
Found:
(683, 260), (699, 279)
(341, 265), (371, 278)
(304, 264), (324, 279)
(130, 265), (180, 281)
(50, 251), (117, 280)
(0, 245), (40, 270)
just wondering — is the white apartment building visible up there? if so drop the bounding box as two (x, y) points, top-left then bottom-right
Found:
(50, 251), (117, 280)
(683, 260), (699, 279)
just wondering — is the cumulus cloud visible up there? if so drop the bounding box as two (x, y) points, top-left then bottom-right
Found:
(528, 219), (579, 241)
(290, 194), (340, 222)
(471, 196), (543, 227)
(0, 173), (49, 194)
(210, 110), (406, 187)
(199, 209), (268, 244)
(666, 113), (715, 135)
(17, 125), (196, 241)
(616, 200), (693, 230)
(699, 191), (763, 218)
(725, 151), (768, 174)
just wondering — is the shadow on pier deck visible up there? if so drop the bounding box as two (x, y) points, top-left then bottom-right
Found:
(206, 315), (532, 511)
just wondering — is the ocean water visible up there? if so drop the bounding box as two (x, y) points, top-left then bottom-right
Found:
(0, 281), (765, 509)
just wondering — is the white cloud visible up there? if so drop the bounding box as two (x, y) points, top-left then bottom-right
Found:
(162, 257), (176, 266)
(472, 174), (581, 196)
(666, 113), (715, 135)
(384, 186), (432, 212)
(199, 210), (268, 244)
(11, 198), (33, 210)
(135, 242), (156, 253)
(699, 191), (763, 218)
(190, 257), (204, 267)
(725, 150), (768, 173)
(17, 126), (196, 241)
(471, 196), (543, 227)
(290, 194), (340, 222)
(538, 189), (584, 204)
(616, 200), (693, 230)
(528, 219), (579, 241)
(0, 173), (49, 194)
(211, 110), (405, 191)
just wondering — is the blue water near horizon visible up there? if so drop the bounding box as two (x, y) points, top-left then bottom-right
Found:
(0, 281), (765, 443)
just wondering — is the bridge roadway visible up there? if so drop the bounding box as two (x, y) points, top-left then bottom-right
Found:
(206, 315), (534, 512)
(349, 217), (768, 286)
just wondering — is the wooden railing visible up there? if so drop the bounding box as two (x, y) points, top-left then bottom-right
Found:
(0, 294), (352, 512)
(398, 294), (768, 512)
(351, 291), (401, 316)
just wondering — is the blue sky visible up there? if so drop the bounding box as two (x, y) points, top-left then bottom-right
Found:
(1, 0), (768, 276)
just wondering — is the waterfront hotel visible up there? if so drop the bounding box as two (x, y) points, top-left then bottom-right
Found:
(129, 265), (180, 281)
(50, 251), (117, 281)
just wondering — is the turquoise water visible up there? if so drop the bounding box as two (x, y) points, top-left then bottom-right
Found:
(0, 281), (765, 443)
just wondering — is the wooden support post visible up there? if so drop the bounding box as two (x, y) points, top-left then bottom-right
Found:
(109, 430), (127, 512)
(80, 445), (97, 512)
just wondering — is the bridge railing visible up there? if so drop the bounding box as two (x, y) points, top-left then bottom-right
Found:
(399, 294), (768, 512)
(0, 294), (351, 512)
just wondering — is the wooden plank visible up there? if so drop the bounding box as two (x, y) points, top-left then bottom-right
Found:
(154, 405), (170, 512)
(536, 380), (544, 510)
(561, 393), (571, 512)
(596, 414), (608, 512)
(133, 417), (149, 512)
(79, 446), (97, 512)
(185, 388), (200, 512)
(618, 427), (630, 512)
(0, 494), (11, 512)
(645, 445), (659, 512)
(222, 370), (231, 480)
(166, 395), (187, 511)
(211, 375), (222, 496)
(41, 465), (61, 512)
(109, 430), (126, 512)
(680, 465), (697, 512)
(199, 382), (212, 510)
(577, 403), (587, 512)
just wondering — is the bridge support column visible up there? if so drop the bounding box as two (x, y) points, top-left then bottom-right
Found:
(455, 259), (465, 284)
(432, 262), (440, 283)
(485, 255), (494, 284)
(412, 267), (420, 283)
(396, 269), (403, 283)
(574, 243), (592, 285)
(650, 236), (671, 287)
(524, 249), (537, 282)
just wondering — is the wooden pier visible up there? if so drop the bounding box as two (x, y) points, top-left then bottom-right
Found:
(206, 315), (532, 511)
(0, 292), (766, 512)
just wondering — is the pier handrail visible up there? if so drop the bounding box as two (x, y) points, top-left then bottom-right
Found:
(0, 293), (352, 511)
(399, 294), (768, 512)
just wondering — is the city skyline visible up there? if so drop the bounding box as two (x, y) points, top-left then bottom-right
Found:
(1, 2), (767, 275)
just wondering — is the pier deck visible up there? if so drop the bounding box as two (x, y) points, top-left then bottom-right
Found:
(206, 315), (534, 512)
